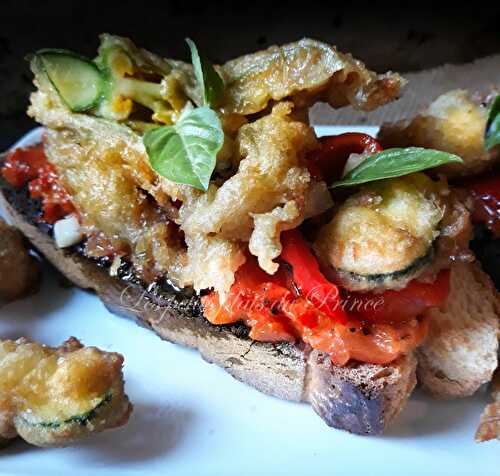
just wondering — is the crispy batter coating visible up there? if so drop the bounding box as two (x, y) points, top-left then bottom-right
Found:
(220, 38), (405, 115)
(43, 129), (188, 285)
(182, 233), (246, 300)
(0, 218), (40, 305)
(378, 89), (500, 178)
(249, 201), (301, 274)
(181, 102), (333, 277)
(0, 337), (132, 447)
(44, 132), (154, 242)
(34, 98), (332, 296)
(475, 370), (500, 442)
(92, 35), (405, 117)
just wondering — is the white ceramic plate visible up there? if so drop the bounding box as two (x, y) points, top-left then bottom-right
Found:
(0, 127), (497, 476)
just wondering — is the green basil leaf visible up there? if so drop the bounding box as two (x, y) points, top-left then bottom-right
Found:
(186, 38), (224, 108)
(330, 147), (463, 188)
(485, 95), (500, 151)
(143, 106), (224, 191)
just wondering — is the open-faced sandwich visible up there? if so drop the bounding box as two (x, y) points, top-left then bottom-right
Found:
(0, 35), (498, 436)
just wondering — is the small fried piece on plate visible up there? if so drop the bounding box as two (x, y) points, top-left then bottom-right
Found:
(0, 218), (40, 305)
(476, 370), (500, 442)
(0, 337), (132, 447)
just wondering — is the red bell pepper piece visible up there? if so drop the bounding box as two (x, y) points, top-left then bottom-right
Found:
(280, 229), (348, 324)
(348, 269), (451, 324)
(307, 132), (382, 182)
(2, 145), (48, 188)
(1, 144), (76, 224)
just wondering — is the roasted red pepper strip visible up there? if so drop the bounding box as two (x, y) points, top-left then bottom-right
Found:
(280, 229), (348, 324)
(347, 269), (451, 325)
(307, 132), (383, 182)
(202, 256), (431, 365)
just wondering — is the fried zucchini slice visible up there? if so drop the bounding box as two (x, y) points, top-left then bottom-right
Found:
(378, 89), (500, 178)
(314, 173), (445, 291)
(0, 337), (132, 447)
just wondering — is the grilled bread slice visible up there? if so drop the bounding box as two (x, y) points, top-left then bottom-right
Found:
(418, 262), (499, 399)
(0, 170), (417, 436)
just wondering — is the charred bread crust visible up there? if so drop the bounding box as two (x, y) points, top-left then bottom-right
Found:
(0, 158), (416, 435)
(307, 350), (417, 434)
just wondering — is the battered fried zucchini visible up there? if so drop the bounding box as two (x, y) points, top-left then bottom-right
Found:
(378, 89), (500, 178)
(0, 337), (132, 447)
(314, 173), (444, 291)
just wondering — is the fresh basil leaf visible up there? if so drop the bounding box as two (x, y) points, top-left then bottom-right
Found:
(143, 106), (224, 191)
(485, 95), (500, 151)
(186, 38), (224, 108)
(330, 147), (463, 188)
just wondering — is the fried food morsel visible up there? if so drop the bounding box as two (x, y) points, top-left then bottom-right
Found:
(0, 218), (40, 305)
(378, 89), (500, 178)
(221, 38), (405, 115)
(0, 337), (132, 447)
(89, 35), (406, 119)
(314, 173), (446, 291)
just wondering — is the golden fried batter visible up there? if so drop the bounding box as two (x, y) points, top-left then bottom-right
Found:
(44, 129), (188, 286)
(181, 102), (333, 277)
(220, 38), (405, 115)
(0, 337), (131, 447)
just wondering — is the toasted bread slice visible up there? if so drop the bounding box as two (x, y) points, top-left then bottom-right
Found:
(417, 262), (499, 399)
(0, 171), (417, 436)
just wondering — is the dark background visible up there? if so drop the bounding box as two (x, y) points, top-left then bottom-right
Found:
(1, 1), (500, 150)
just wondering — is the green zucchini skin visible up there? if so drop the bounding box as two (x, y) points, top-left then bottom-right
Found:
(333, 243), (435, 291)
(34, 393), (112, 430)
(34, 49), (104, 112)
(14, 391), (131, 448)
